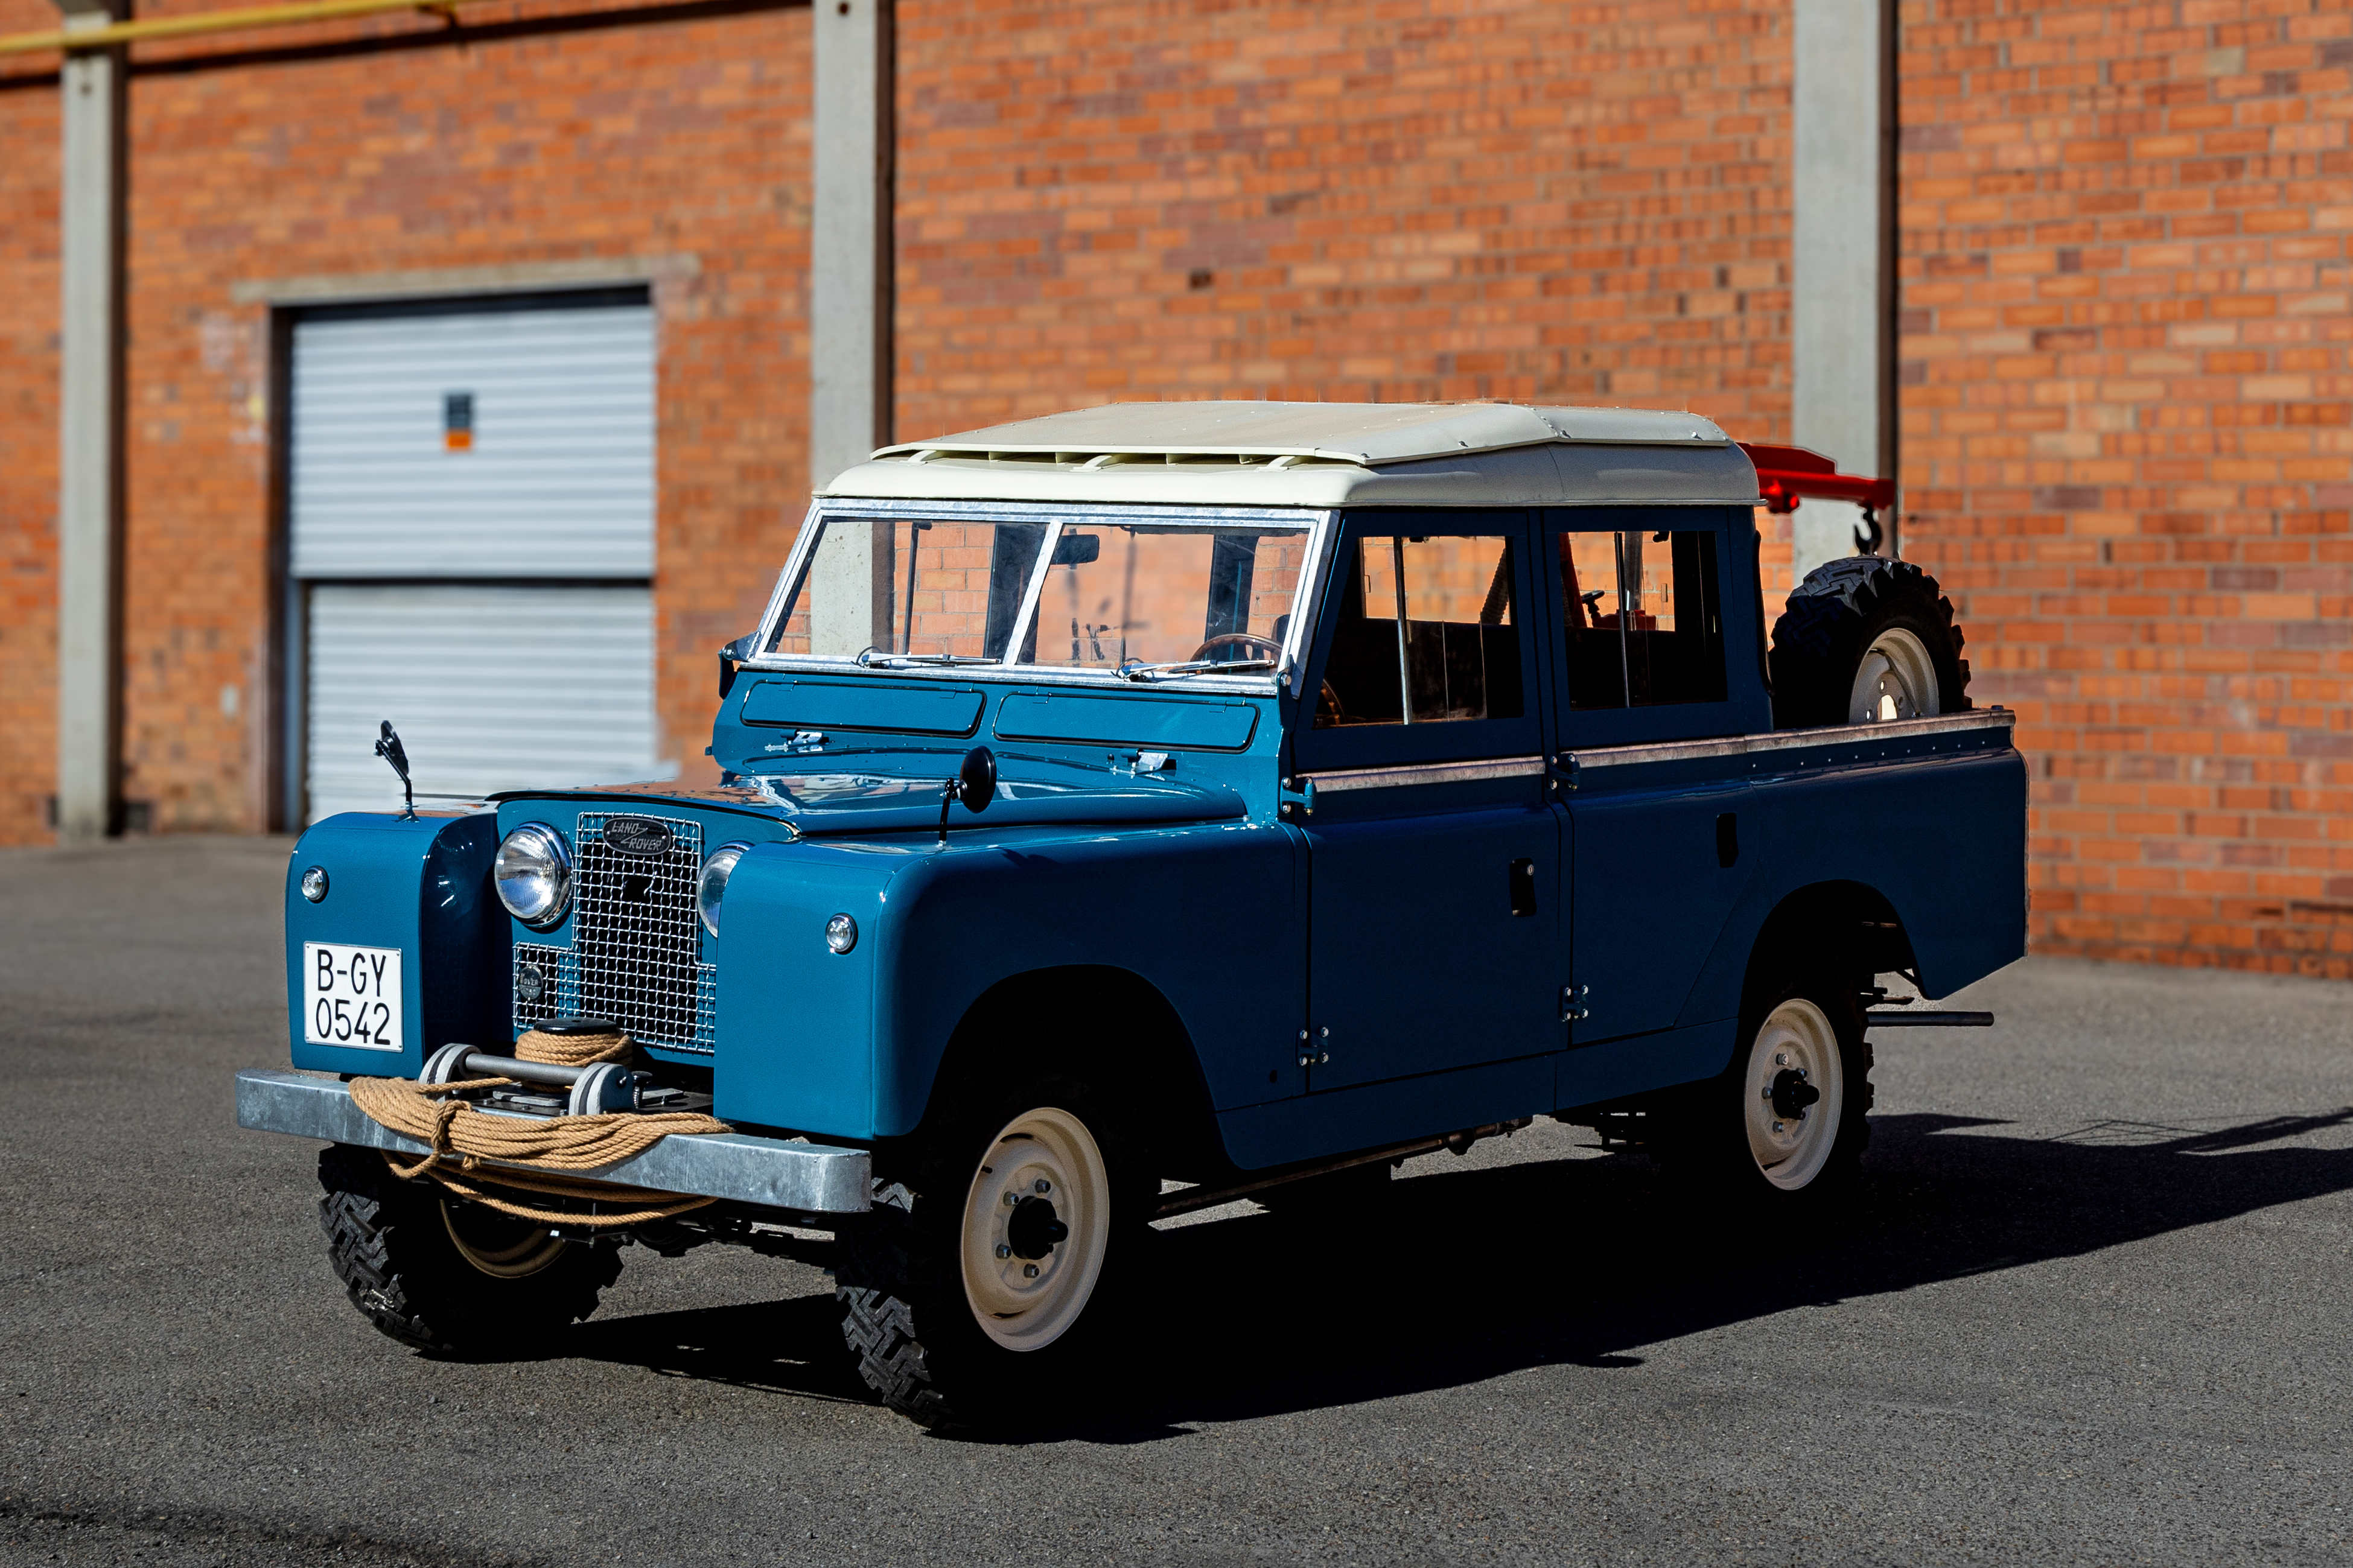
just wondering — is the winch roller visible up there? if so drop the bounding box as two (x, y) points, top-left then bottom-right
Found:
(420, 1042), (646, 1117)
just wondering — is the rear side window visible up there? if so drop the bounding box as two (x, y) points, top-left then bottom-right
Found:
(1316, 533), (1524, 728)
(1559, 528), (1725, 709)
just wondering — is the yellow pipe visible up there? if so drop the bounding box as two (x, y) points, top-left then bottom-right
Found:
(0, 0), (475, 59)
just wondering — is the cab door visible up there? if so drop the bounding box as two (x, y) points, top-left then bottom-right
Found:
(1543, 509), (1759, 1045)
(1293, 512), (1562, 1091)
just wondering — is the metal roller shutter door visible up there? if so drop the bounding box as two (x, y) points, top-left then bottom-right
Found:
(291, 302), (655, 578)
(290, 296), (661, 822)
(304, 586), (657, 822)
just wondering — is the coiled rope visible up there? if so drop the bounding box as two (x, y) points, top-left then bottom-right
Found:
(348, 1026), (731, 1228)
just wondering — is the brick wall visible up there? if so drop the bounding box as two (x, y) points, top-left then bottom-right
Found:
(894, 0), (1798, 440)
(1900, 0), (2353, 977)
(0, 0), (812, 838)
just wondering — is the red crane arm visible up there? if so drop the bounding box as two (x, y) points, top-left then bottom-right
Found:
(1736, 442), (1896, 515)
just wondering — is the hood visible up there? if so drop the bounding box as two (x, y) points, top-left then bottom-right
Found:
(495, 755), (1246, 836)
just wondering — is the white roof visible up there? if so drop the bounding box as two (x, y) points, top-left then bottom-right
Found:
(823, 401), (1760, 509)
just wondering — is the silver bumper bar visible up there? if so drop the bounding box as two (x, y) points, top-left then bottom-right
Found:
(235, 1068), (872, 1214)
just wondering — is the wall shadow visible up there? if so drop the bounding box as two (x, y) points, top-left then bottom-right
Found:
(518, 1108), (2353, 1439)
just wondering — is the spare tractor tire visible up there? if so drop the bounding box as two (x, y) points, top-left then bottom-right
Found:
(1769, 557), (1971, 728)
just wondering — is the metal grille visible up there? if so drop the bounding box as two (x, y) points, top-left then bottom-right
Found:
(511, 812), (716, 1054)
(511, 942), (575, 1032)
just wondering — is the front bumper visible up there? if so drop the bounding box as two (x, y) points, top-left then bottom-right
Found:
(235, 1068), (873, 1214)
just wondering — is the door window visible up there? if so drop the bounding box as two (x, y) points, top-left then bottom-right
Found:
(1317, 533), (1525, 728)
(1559, 528), (1725, 709)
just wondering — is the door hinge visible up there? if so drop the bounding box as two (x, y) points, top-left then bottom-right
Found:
(1278, 776), (1317, 819)
(1560, 983), (1590, 1023)
(1296, 1025), (1330, 1067)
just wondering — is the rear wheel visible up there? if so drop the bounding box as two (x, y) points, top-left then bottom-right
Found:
(1770, 557), (1970, 728)
(835, 1079), (1141, 1429)
(316, 1143), (622, 1355)
(1659, 973), (1873, 1206)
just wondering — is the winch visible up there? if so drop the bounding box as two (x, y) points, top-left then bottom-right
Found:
(418, 1040), (712, 1119)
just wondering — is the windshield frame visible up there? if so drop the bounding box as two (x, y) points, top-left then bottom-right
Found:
(745, 498), (1336, 695)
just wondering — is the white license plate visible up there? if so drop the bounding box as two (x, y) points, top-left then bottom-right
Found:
(302, 942), (403, 1050)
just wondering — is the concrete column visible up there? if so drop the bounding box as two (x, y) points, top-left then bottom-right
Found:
(1791, 0), (1896, 577)
(53, 0), (127, 843)
(806, 0), (894, 654)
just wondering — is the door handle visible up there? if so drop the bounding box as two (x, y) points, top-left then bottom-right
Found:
(1508, 857), (1538, 917)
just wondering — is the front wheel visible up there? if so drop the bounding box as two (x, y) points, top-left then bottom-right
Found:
(835, 1080), (1139, 1429)
(316, 1143), (622, 1354)
(1661, 976), (1873, 1205)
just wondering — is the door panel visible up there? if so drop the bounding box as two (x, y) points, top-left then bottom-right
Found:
(1298, 511), (1562, 1092)
(1543, 512), (1756, 1045)
(1306, 792), (1561, 1090)
(1567, 778), (1754, 1043)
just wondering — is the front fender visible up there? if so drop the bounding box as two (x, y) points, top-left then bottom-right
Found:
(284, 811), (506, 1076)
(712, 822), (1301, 1140)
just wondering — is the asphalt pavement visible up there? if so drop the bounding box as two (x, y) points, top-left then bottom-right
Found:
(3, 834), (2349, 1566)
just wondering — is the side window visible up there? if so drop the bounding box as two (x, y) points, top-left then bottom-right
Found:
(1317, 533), (1524, 728)
(1559, 529), (1725, 709)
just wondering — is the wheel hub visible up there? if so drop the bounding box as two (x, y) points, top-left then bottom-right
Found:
(1004, 1195), (1068, 1260)
(1768, 1067), (1821, 1121)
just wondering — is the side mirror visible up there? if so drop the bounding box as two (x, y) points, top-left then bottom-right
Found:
(938, 746), (997, 845)
(957, 746), (997, 814)
(718, 632), (759, 700)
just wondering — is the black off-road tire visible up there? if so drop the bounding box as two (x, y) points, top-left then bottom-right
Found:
(316, 1143), (622, 1356)
(1769, 556), (1971, 729)
(1655, 972), (1874, 1208)
(833, 1076), (1146, 1431)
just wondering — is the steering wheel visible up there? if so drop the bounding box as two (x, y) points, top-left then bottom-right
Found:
(1189, 632), (1283, 664)
(1189, 633), (1346, 725)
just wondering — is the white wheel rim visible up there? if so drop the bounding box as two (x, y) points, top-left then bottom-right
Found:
(959, 1106), (1110, 1352)
(441, 1204), (570, 1279)
(1743, 998), (1846, 1192)
(1848, 625), (1939, 723)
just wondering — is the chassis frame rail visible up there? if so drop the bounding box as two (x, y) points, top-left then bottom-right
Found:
(235, 1068), (873, 1214)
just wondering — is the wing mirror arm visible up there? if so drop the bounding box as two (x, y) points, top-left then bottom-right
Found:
(718, 633), (759, 700)
(937, 746), (998, 846)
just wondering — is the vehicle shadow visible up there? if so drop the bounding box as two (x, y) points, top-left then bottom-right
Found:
(538, 1108), (2353, 1438)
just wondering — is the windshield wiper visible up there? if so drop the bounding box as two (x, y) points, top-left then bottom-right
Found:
(856, 649), (998, 669)
(1114, 656), (1280, 682)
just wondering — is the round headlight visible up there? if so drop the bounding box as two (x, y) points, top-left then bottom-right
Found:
(494, 823), (573, 928)
(696, 842), (751, 936)
(825, 912), (858, 954)
(299, 866), (330, 903)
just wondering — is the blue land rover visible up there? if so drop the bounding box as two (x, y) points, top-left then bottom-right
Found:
(240, 401), (2023, 1429)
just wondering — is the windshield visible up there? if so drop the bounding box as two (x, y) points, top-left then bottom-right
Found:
(766, 511), (1315, 671)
